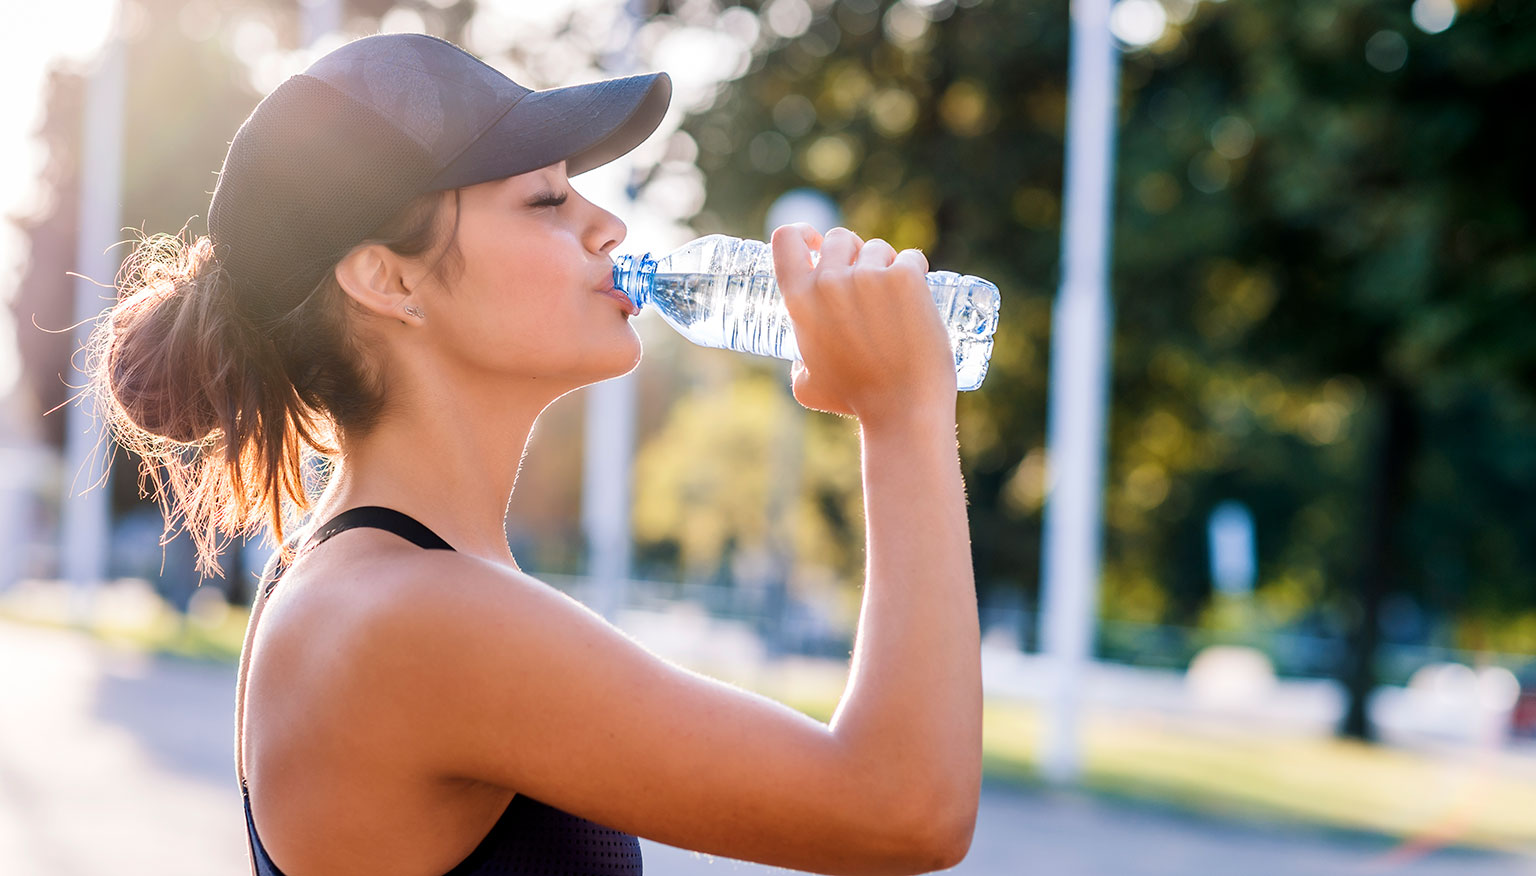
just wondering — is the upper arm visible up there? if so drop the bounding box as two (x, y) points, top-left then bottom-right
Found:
(344, 555), (964, 876)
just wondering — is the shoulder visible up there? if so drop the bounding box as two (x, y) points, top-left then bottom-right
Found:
(293, 530), (595, 692)
(270, 532), (569, 758)
(309, 536), (634, 778)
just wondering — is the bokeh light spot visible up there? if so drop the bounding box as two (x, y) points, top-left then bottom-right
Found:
(772, 93), (818, 138)
(1210, 115), (1255, 159)
(868, 88), (919, 138)
(1411, 0), (1457, 35)
(883, 2), (933, 49)
(798, 134), (860, 185)
(748, 130), (792, 173)
(764, 0), (814, 39)
(939, 79), (993, 137)
(1003, 447), (1049, 514)
(1110, 0), (1168, 48)
(1136, 172), (1182, 214)
(1188, 150), (1231, 194)
(1365, 30), (1408, 73)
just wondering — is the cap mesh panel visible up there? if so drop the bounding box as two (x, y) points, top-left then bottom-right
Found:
(209, 75), (436, 326)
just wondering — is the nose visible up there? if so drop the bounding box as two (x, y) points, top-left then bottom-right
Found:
(588, 202), (627, 257)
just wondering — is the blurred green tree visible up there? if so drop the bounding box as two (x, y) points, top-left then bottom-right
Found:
(1134, 0), (1536, 739)
(683, 0), (1536, 740)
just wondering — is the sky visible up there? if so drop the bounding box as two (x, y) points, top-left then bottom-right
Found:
(0, 0), (118, 403)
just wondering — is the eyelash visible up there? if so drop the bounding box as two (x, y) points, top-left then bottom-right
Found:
(530, 191), (568, 208)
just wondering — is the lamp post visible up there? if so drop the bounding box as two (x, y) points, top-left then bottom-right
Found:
(582, 0), (652, 622)
(63, 1), (125, 622)
(1038, 0), (1120, 784)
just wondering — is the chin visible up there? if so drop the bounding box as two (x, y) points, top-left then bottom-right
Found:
(585, 332), (644, 383)
(616, 327), (644, 373)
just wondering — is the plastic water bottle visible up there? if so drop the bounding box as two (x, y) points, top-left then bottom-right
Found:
(612, 234), (1000, 391)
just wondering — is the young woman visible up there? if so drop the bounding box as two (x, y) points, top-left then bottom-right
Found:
(94, 32), (979, 876)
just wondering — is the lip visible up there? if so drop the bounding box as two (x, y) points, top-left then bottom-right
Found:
(597, 283), (640, 316)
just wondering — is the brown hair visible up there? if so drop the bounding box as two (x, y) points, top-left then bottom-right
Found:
(88, 189), (464, 577)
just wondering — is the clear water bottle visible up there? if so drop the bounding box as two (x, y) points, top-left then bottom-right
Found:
(612, 234), (1000, 391)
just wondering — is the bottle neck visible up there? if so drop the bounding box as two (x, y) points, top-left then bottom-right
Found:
(612, 253), (657, 311)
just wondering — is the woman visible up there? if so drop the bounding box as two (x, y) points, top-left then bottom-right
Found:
(94, 32), (979, 876)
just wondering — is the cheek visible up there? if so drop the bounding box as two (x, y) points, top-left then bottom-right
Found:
(450, 254), (591, 358)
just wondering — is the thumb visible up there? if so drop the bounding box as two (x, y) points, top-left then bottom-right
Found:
(771, 223), (822, 299)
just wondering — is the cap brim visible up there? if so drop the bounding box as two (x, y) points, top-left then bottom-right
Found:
(427, 71), (671, 190)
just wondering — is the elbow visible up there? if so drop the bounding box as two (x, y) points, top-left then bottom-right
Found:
(895, 784), (979, 873)
(927, 800), (978, 872)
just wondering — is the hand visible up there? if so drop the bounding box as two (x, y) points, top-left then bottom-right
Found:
(771, 224), (957, 427)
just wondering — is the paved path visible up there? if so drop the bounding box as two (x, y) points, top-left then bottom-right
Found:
(2, 617), (1534, 876)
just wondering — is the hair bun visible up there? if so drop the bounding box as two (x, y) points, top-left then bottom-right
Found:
(105, 236), (226, 444)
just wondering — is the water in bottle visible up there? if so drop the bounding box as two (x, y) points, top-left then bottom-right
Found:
(612, 234), (1000, 391)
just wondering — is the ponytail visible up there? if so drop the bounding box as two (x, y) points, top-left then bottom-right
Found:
(89, 231), (318, 575)
(90, 189), (462, 577)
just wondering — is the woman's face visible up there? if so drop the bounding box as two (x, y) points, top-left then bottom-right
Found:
(414, 160), (639, 390)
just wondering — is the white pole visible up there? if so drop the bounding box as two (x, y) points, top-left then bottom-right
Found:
(583, 376), (636, 621)
(582, 0), (649, 621)
(759, 190), (839, 650)
(0, 446), (47, 594)
(1038, 0), (1120, 784)
(63, 8), (126, 623)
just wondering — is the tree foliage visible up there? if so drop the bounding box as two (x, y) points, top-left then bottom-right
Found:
(678, 0), (1536, 736)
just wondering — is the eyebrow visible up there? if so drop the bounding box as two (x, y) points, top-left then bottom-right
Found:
(508, 161), (568, 191)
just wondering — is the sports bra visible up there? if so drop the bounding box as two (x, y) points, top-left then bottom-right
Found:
(238, 505), (643, 875)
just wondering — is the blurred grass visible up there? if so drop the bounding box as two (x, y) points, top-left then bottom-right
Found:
(756, 664), (1536, 856)
(0, 582), (247, 663)
(6, 587), (1536, 855)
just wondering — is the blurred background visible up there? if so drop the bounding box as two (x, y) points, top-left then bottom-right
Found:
(1, 0), (1534, 874)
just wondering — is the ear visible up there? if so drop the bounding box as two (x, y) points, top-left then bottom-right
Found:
(334, 243), (414, 320)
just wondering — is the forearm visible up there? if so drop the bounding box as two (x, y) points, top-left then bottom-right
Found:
(829, 405), (981, 817)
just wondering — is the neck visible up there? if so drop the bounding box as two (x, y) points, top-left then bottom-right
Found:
(309, 378), (568, 568)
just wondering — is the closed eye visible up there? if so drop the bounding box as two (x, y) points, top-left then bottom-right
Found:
(529, 191), (569, 208)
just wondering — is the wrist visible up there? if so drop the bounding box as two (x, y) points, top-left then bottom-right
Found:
(856, 395), (958, 438)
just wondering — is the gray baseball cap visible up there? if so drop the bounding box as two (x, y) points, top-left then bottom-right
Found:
(208, 32), (671, 325)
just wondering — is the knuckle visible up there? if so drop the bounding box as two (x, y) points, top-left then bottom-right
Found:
(814, 266), (851, 289)
(851, 266), (885, 289)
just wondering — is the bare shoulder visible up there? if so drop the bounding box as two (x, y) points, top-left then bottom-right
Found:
(323, 540), (968, 876)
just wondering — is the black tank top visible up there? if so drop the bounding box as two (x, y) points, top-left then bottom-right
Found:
(239, 506), (643, 876)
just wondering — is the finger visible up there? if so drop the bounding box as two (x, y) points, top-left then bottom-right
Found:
(892, 247), (930, 277)
(820, 227), (864, 267)
(771, 224), (822, 294)
(855, 238), (898, 268)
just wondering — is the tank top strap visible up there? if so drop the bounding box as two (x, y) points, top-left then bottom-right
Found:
(304, 505), (458, 553)
(260, 506), (456, 600)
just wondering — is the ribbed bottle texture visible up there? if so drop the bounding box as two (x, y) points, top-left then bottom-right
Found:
(613, 234), (1000, 391)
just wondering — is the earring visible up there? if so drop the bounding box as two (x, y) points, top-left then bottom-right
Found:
(404, 304), (424, 319)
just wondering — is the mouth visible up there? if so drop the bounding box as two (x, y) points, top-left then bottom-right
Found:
(597, 283), (640, 316)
